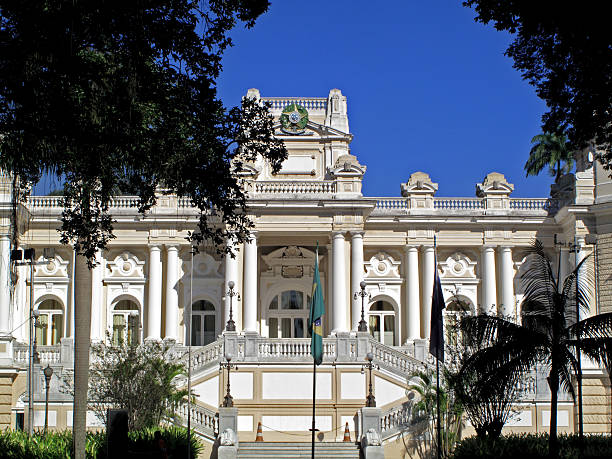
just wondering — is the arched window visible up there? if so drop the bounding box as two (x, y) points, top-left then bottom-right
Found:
(112, 299), (140, 346)
(191, 300), (216, 346)
(368, 300), (396, 345)
(267, 290), (311, 338)
(35, 299), (64, 345)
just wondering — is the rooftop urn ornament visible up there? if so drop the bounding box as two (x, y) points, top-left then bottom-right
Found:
(354, 281), (370, 332)
(280, 103), (308, 134)
(225, 281), (240, 332)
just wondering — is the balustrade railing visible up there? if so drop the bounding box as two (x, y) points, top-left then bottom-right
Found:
(374, 198), (409, 213)
(176, 403), (218, 439)
(13, 344), (61, 364)
(257, 338), (336, 361)
(434, 197), (485, 210)
(370, 340), (431, 375)
(252, 180), (336, 195)
(172, 340), (224, 375)
(380, 402), (413, 439)
(262, 97), (327, 111)
(509, 198), (553, 211)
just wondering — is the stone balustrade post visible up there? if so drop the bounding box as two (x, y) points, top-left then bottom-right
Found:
(360, 407), (384, 459)
(217, 407), (238, 459)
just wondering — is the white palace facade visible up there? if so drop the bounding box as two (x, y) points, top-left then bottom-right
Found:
(1, 89), (611, 457)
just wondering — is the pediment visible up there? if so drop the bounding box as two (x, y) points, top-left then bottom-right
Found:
(261, 246), (321, 278)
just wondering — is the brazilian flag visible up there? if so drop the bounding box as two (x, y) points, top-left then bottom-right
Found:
(308, 245), (325, 365)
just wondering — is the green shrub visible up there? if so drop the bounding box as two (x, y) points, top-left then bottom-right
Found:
(0, 427), (201, 459)
(452, 433), (612, 459)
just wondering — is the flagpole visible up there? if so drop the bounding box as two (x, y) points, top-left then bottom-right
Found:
(434, 235), (442, 459)
(311, 358), (316, 459)
(436, 355), (441, 459)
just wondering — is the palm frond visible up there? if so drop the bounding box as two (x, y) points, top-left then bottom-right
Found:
(568, 312), (612, 340)
(573, 337), (612, 369)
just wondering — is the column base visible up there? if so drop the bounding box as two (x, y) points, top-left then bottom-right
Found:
(0, 334), (15, 367)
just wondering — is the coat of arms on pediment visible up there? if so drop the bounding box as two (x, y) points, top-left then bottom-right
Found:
(261, 246), (320, 278)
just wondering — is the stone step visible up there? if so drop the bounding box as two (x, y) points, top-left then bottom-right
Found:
(237, 441), (360, 458)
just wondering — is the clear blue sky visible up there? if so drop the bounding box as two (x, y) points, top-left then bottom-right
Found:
(217, 1), (551, 198)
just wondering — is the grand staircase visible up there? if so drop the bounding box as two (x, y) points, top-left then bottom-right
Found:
(236, 441), (360, 458)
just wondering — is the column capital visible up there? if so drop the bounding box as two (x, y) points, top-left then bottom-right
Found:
(165, 244), (179, 252)
(332, 231), (346, 240)
(404, 245), (420, 253)
(246, 230), (258, 242)
(148, 244), (162, 251)
(497, 245), (513, 252)
(481, 244), (497, 251)
(349, 230), (364, 238)
(421, 245), (435, 252)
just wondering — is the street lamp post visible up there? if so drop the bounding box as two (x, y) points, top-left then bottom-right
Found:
(43, 365), (53, 435)
(220, 354), (238, 407)
(362, 352), (379, 407)
(225, 281), (240, 332)
(354, 281), (370, 332)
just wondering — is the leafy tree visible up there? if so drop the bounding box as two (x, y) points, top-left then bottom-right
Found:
(403, 370), (463, 459)
(86, 340), (188, 431)
(463, 2), (612, 162)
(524, 132), (575, 182)
(0, 2), (285, 457)
(459, 240), (612, 456)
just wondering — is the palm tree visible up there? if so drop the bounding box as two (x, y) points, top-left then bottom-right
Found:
(524, 132), (575, 182)
(460, 240), (612, 457)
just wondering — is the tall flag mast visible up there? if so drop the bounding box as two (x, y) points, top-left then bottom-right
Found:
(429, 235), (445, 459)
(308, 243), (325, 458)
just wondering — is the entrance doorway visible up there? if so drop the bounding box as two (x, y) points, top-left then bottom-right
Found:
(368, 300), (396, 346)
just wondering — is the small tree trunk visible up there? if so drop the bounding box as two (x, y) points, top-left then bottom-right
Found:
(73, 254), (92, 459)
(548, 371), (559, 458)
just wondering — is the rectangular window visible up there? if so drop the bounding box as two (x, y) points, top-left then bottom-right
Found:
(268, 318), (278, 338)
(369, 316), (380, 342)
(112, 315), (125, 346)
(383, 315), (394, 346)
(51, 314), (63, 345)
(203, 314), (215, 345)
(192, 315), (202, 346)
(36, 314), (48, 346)
(294, 318), (304, 338)
(281, 318), (292, 337)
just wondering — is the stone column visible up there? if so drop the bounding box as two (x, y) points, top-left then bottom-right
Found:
(90, 251), (103, 341)
(0, 235), (11, 333)
(165, 245), (179, 340)
(558, 247), (571, 285)
(243, 231), (258, 332)
(332, 232), (348, 333)
(498, 246), (515, 318)
(404, 246), (421, 340)
(224, 237), (239, 330)
(481, 246), (497, 314)
(146, 245), (162, 340)
(575, 236), (587, 319)
(350, 231), (364, 331)
(421, 245), (435, 338)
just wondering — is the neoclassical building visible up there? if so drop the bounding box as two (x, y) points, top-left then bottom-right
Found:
(0, 89), (610, 457)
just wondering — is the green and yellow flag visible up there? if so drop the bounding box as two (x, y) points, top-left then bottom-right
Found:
(308, 244), (325, 365)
